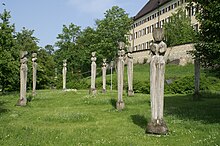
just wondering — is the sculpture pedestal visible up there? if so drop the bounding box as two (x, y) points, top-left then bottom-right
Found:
(146, 119), (168, 135)
(128, 90), (134, 96)
(116, 101), (125, 110)
(16, 98), (27, 106)
(102, 89), (106, 93)
(90, 88), (97, 95)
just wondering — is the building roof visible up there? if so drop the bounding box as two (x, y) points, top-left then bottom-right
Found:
(134, 0), (171, 20)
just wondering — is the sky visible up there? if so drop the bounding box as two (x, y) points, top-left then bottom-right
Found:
(1, 0), (148, 47)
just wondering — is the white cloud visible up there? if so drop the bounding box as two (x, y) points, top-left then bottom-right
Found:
(67, 0), (117, 14)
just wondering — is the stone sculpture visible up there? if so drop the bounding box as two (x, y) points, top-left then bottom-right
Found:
(32, 53), (37, 96)
(116, 42), (125, 110)
(17, 51), (28, 106)
(90, 52), (97, 95)
(63, 59), (67, 90)
(102, 59), (107, 93)
(127, 47), (134, 96)
(146, 28), (168, 135)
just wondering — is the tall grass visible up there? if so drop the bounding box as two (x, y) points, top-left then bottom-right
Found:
(0, 90), (219, 145)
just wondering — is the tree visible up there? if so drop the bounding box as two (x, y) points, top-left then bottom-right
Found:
(54, 23), (82, 75)
(75, 27), (98, 75)
(15, 27), (40, 90)
(95, 6), (132, 61)
(193, 0), (220, 74)
(0, 9), (19, 92)
(16, 27), (39, 53)
(44, 44), (54, 55)
(164, 7), (197, 47)
(37, 48), (56, 89)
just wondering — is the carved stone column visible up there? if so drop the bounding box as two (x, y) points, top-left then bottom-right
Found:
(17, 51), (28, 106)
(102, 59), (107, 93)
(63, 59), (67, 90)
(90, 52), (97, 95)
(32, 53), (37, 96)
(116, 42), (125, 110)
(146, 28), (168, 135)
(127, 47), (134, 96)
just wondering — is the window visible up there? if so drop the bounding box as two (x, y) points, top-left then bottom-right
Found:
(142, 43), (145, 50)
(151, 25), (154, 33)
(143, 28), (146, 35)
(139, 30), (142, 37)
(147, 42), (149, 49)
(174, 3), (177, 8)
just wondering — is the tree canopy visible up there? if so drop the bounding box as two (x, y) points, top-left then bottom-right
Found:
(193, 0), (220, 74)
(0, 10), (19, 92)
(54, 6), (132, 78)
(164, 7), (197, 47)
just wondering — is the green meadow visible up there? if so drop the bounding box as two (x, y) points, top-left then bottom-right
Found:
(0, 90), (219, 146)
(0, 64), (220, 145)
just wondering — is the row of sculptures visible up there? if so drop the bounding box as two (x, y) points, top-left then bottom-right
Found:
(88, 27), (168, 134)
(16, 27), (168, 135)
(16, 52), (37, 106)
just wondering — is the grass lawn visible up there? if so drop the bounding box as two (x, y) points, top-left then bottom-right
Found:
(0, 90), (219, 146)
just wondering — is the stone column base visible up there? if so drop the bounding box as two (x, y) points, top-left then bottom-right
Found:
(102, 89), (106, 93)
(32, 91), (36, 96)
(146, 119), (168, 135)
(89, 88), (97, 95)
(128, 90), (134, 96)
(116, 101), (125, 110)
(16, 97), (27, 106)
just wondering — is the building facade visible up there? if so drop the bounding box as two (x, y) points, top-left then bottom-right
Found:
(129, 0), (198, 53)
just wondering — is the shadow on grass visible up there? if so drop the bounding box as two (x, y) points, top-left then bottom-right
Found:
(110, 98), (117, 109)
(131, 115), (148, 129)
(165, 93), (220, 124)
(0, 101), (9, 114)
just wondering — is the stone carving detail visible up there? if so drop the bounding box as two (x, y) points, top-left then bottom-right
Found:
(90, 52), (97, 95)
(102, 59), (107, 93)
(127, 47), (134, 96)
(32, 53), (37, 96)
(17, 51), (28, 106)
(116, 42), (125, 110)
(63, 60), (67, 90)
(146, 28), (168, 135)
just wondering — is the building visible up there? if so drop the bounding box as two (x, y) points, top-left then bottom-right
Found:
(129, 0), (198, 53)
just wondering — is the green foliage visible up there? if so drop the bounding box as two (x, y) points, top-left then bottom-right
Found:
(15, 27), (39, 52)
(54, 6), (132, 80)
(164, 7), (197, 47)
(133, 81), (150, 94)
(54, 23), (82, 74)
(0, 90), (220, 145)
(36, 48), (56, 89)
(0, 9), (19, 92)
(193, 0), (220, 74)
(95, 6), (133, 61)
